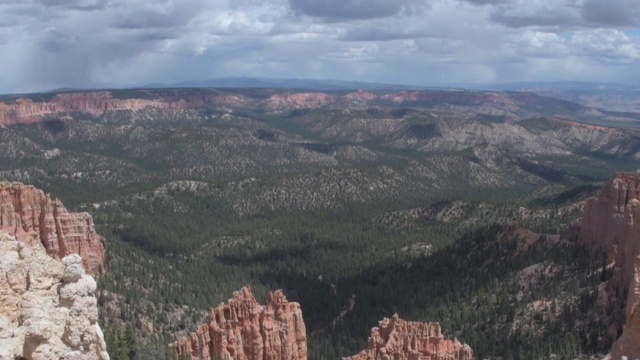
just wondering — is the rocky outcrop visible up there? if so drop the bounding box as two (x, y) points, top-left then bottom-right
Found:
(579, 172), (640, 360)
(264, 92), (338, 110)
(498, 223), (560, 252)
(344, 90), (377, 102)
(342, 314), (472, 360)
(0, 182), (105, 274)
(174, 286), (307, 360)
(0, 231), (109, 360)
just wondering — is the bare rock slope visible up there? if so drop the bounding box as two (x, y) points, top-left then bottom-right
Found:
(174, 286), (307, 360)
(0, 182), (105, 274)
(0, 231), (109, 360)
(342, 314), (473, 360)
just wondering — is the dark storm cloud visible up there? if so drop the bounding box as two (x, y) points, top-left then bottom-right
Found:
(40, 40), (65, 53)
(110, 1), (206, 30)
(463, 0), (508, 5)
(479, 0), (640, 29)
(112, 12), (188, 30)
(34, 0), (106, 11)
(489, 5), (580, 28)
(137, 32), (179, 42)
(338, 26), (430, 41)
(289, 0), (420, 20)
(581, 0), (640, 27)
(0, 0), (639, 94)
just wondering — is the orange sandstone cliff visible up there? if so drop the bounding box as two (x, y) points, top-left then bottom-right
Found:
(0, 91), (246, 125)
(0, 182), (105, 274)
(174, 286), (307, 360)
(342, 314), (473, 360)
(579, 172), (640, 360)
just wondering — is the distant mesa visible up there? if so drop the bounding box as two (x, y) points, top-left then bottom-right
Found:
(0, 87), (591, 126)
(0, 90), (245, 125)
(0, 182), (105, 274)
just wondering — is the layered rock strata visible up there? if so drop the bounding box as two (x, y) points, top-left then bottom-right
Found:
(174, 286), (307, 360)
(342, 314), (473, 360)
(0, 231), (109, 360)
(0, 91), (246, 125)
(579, 172), (640, 360)
(0, 182), (104, 274)
(0, 89), (569, 126)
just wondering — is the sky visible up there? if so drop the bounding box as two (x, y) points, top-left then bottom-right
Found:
(0, 0), (639, 94)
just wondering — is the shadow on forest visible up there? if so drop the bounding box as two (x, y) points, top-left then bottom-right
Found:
(258, 225), (607, 359)
(215, 239), (351, 266)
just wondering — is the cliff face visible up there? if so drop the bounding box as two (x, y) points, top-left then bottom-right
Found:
(0, 182), (105, 274)
(0, 91), (247, 125)
(579, 172), (640, 360)
(0, 88), (586, 126)
(0, 231), (109, 360)
(342, 314), (473, 360)
(174, 286), (307, 360)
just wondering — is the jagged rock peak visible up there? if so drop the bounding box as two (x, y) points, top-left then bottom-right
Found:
(174, 285), (307, 360)
(0, 231), (109, 360)
(579, 172), (640, 360)
(0, 182), (105, 274)
(342, 314), (473, 360)
(580, 171), (640, 250)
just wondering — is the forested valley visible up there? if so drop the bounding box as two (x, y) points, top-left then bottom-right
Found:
(1, 87), (638, 359)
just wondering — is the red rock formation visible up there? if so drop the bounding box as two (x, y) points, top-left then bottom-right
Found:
(342, 314), (473, 360)
(579, 172), (640, 360)
(498, 223), (560, 252)
(0, 91), (248, 125)
(0, 88), (581, 125)
(174, 286), (307, 360)
(0, 182), (105, 274)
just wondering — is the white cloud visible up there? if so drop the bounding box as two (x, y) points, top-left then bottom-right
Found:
(571, 29), (640, 61)
(508, 31), (568, 57)
(0, 0), (639, 93)
(489, 0), (581, 28)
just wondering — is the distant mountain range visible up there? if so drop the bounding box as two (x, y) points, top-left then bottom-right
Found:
(143, 77), (431, 91)
(18, 77), (640, 114)
(155, 78), (640, 114)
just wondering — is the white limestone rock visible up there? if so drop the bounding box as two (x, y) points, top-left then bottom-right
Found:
(0, 231), (110, 360)
(62, 254), (85, 283)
